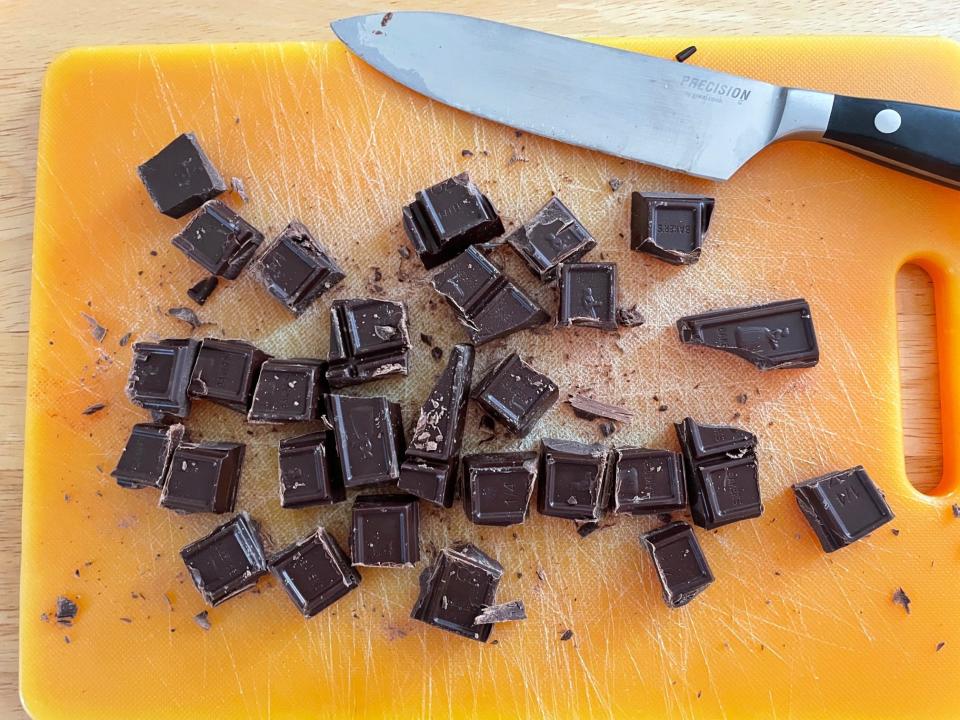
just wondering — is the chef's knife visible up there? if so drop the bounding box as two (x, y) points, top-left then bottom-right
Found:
(331, 12), (960, 188)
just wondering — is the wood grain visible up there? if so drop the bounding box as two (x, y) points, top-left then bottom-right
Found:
(1, 2), (956, 716)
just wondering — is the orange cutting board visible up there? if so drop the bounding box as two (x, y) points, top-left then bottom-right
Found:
(21, 37), (960, 719)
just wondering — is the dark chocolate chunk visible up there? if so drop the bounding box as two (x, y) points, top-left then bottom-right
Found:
(612, 448), (686, 515)
(472, 353), (558, 436)
(172, 200), (264, 279)
(411, 543), (503, 642)
(793, 466), (894, 552)
(255, 220), (346, 315)
(55, 596), (78, 626)
(137, 132), (227, 218)
(506, 197), (597, 281)
(399, 344), (475, 507)
(630, 192), (714, 265)
(567, 393), (634, 423)
(111, 422), (185, 489)
(180, 512), (268, 606)
(537, 438), (610, 521)
(462, 451), (538, 526)
(557, 262), (618, 330)
(270, 527), (360, 617)
(349, 494), (420, 567)
(431, 246), (549, 345)
(278, 431), (344, 508)
(126, 338), (200, 418)
(159, 441), (245, 514)
(402, 173), (505, 269)
(616, 305), (645, 327)
(248, 358), (325, 423)
(189, 338), (269, 412)
(326, 394), (405, 488)
(675, 45), (698, 62)
(474, 600), (526, 624)
(326, 298), (410, 387)
(641, 521), (714, 607)
(677, 298), (820, 370)
(187, 276), (219, 305)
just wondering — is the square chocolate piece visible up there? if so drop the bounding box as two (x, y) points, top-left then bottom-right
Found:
(641, 521), (714, 607)
(507, 197), (597, 281)
(278, 431), (344, 508)
(471, 353), (558, 436)
(462, 451), (538, 526)
(255, 220), (345, 315)
(411, 544), (503, 642)
(189, 338), (269, 412)
(172, 200), (264, 279)
(612, 448), (686, 515)
(181, 512), (268, 606)
(326, 394), (405, 488)
(402, 173), (505, 269)
(537, 438), (610, 521)
(111, 423), (184, 489)
(557, 262), (618, 331)
(326, 298), (410, 388)
(159, 441), (245, 514)
(248, 359), (325, 423)
(350, 494), (420, 567)
(793, 466), (894, 552)
(126, 338), (200, 418)
(270, 527), (360, 617)
(137, 132), (226, 218)
(630, 192), (714, 265)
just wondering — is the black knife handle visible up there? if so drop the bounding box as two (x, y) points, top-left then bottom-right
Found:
(822, 95), (960, 188)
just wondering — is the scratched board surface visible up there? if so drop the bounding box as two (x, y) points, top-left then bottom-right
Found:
(20, 37), (960, 719)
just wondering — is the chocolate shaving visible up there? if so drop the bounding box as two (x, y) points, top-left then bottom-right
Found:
(380, 11), (393, 26)
(193, 610), (212, 630)
(560, 629), (574, 641)
(568, 393), (634, 423)
(893, 587), (911, 614)
(937, 641), (946, 652)
(461, 149), (474, 158)
(118, 332), (132, 347)
(55, 596), (78, 626)
(675, 45), (697, 62)
(166, 306), (204, 329)
(230, 177), (248, 203)
(474, 600), (526, 625)
(81, 403), (106, 416)
(81, 313), (107, 343)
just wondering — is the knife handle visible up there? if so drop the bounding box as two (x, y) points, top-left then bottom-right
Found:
(821, 95), (960, 188)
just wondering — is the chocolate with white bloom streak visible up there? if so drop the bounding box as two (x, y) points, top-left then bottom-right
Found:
(326, 298), (410, 388)
(506, 197), (596, 281)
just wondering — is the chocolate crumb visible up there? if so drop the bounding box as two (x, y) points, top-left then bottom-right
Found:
(736, 393), (748, 404)
(420, 333), (434, 346)
(461, 149), (474, 157)
(187, 276), (219, 306)
(81, 403), (106, 416)
(952, 504), (960, 518)
(560, 629), (574, 641)
(675, 45), (698, 62)
(193, 610), (212, 631)
(431, 347), (443, 362)
(230, 177), (248, 203)
(167, 306), (204, 329)
(657, 404), (668, 412)
(119, 617), (133, 624)
(608, 177), (622, 191)
(81, 313), (107, 343)
(64, 636), (70, 644)
(40, 613), (49, 623)
(536, 568), (546, 582)
(479, 415), (496, 432)
(398, 246), (411, 259)
(149, 250), (158, 257)
(55, 596), (78, 626)
(891, 528), (900, 536)
(118, 332), (132, 347)
(380, 11), (393, 26)
(616, 305), (645, 327)
(892, 587), (911, 614)
(576, 521), (601, 538)
(599, 421), (616, 437)
(937, 641), (946, 652)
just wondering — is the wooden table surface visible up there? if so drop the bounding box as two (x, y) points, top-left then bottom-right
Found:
(1, 1), (956, 716)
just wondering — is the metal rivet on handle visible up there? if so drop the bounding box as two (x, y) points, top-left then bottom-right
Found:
(874, 108), (902, 134)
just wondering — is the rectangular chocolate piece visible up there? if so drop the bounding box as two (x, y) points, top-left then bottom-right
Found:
(472, 353), (558, 436)
(612, 448), (686, 515)
(255, 220), (345, 315)
(349, 494), (420, 567)
(278, 431), (344, 508)
(399, 344), (475, 507)
(630, 192), (714, 265)
(462, 451), (538, 526)
(189, 338), (269, 413)
(506, 197), (597, 281)
(111, 422), (184, 489)
(181, 513), (267, 606)
(793, 466), (894, 552)
(557, 262), (618, 331)
(172, 200), (264, 279)
(248, 358), (325, 423)
(187, 276), (219, 305)
(137, 132), (226, 219)
(677, 298), (819, 370)
(160, 441), (245, 514)
(431, 246), (549, 345)
(270, 527), (360, 617)
(537, 438), (610, 521)
(411, 543), (503, 642)
(402, 173), (505, 269)
(326, 298), (410, 387)
(641, 521), (714, 607)
(126, 338), (200, 418)
(326, 394), (405, 488)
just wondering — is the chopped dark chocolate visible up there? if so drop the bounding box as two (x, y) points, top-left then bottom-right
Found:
(189, 338), (269, 413)
(630, 192), (714, 265)
(411, 543), (503, 641)
(557, 263), (618, 330)
(431, 246), (549, 345)
(118, 332), (132, 347)
(82, 403), (106, 416)
(506, 197), (597, 281)
(167, 306), (204, 329)
(537, 438), (610, 521)
(111, 422), (184, 489)
(793, 466), (894, 552)
(399, 344), (475, 507)
(254, 220), (346, 315)
(126, 338), (200, 418)
(326, 298), (410, 387)
(270, 527), (360, 617)
(612, 448), (686, 515)
(326, 394), (405, 488)
(471, 353), (558, 436)
(641, 521), (714, 607)
(402, 173), (505, 268)
(159, 441), (245, 514)
(350, 494), (420, 567)
(180, 512), (268, 606)
(278, 431), (344, 507)
(675, 45), (698, 62)
(187, 276), (219, 306)
(567, 393), (634, 423)
(560, 629), (574, 641)
(892, 587), (911, 614)
(616, 305), (645, 327)
(462, 451), (538, 526)
(172, 200), (263, 279)
(248, 358), (325, 423)
(55, 596), (78, 626)
(474, 600), (526, 624)
(677, 298), (819, 370)
(137, 132), (227, 218)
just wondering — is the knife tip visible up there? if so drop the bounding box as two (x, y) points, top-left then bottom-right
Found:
(330, 13), (393, 46)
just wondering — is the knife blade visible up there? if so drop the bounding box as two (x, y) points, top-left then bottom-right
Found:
(331, 12), (960, 188)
